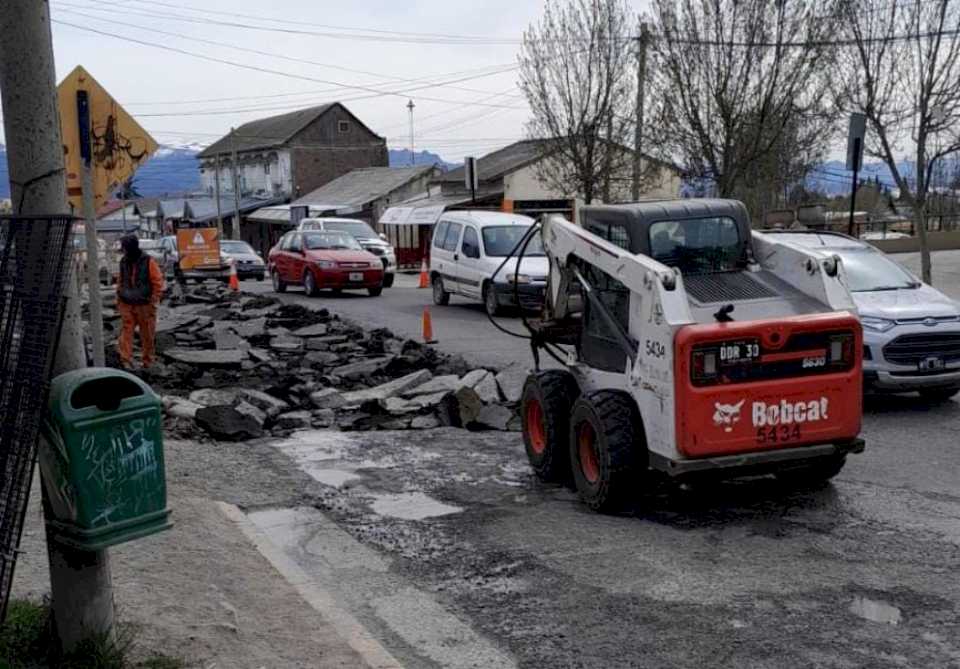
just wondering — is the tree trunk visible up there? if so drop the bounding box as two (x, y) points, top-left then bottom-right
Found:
(915, 204), (932, 284)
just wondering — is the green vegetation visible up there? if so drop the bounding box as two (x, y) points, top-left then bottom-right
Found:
(0, 600), (183, 669)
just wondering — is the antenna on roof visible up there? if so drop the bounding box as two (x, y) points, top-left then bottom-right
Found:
(407, 100), (416, 167)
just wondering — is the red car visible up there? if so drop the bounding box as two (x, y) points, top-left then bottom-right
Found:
(269, 230), (384, 297)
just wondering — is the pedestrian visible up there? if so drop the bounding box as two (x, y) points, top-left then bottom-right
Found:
(116, 234), (164, 369)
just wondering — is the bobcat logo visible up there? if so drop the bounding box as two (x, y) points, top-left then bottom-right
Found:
(713, 400), (745, 433)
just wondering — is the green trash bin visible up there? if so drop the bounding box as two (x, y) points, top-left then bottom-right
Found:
(39, 368), (172, 551)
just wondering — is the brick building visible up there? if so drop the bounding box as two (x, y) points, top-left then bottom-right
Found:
(197, 103), (388, 200)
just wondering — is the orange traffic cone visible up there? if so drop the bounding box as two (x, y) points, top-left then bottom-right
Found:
(422, 306), (437, 344)
(228, 263), (240, 291)
(418, 258), (429, 289)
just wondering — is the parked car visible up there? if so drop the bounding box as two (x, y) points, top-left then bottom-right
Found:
(268, 230), (384, 297)
(429, 211), (548, 317)
(297, 217), (397, 287)
(158, 234), (233, 284)
(767, 230), (960, 401)
(220, 239), (266, 281)
(71, 227), (113, 285)
(138, 238), (165, 264)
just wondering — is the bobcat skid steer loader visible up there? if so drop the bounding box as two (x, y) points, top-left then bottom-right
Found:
(519, 199), (865, 512)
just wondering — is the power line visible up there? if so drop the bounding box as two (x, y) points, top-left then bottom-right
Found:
(106, 0), (520, 43)
(52, 19), (526, 111)
(54, 5), (518, 100)
(54, 0), (522, 45)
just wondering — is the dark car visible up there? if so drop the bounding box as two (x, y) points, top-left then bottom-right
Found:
(220, 239), (266, 281)
(268, 230), (384, 297)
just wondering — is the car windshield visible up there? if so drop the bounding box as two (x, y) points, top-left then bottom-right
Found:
(649, 217), (742, 274)
(303, 231), (362, 250)
(323, 220), (378, 238)
(481, 225), (545, 257)
(828, 247), (920, 292)
(220, 240), (255, 254)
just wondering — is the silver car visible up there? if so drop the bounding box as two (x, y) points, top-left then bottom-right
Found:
(769, 230), (960, 401)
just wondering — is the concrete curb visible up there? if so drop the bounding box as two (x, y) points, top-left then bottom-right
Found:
(216, 502), (403, 669)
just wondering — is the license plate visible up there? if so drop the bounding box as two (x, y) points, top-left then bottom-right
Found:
(349, 272), (364, 282)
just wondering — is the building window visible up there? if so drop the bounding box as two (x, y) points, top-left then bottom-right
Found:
(338, 120), (350, 133)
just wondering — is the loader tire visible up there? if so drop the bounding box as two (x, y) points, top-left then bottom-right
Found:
(521, 370), (579, 484)
(569, 391), (644, 513)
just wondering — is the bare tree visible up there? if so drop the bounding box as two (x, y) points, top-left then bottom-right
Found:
(835, 0), (960, 284)
(518, 0), (636, 203)
(648, 0), (838, 209)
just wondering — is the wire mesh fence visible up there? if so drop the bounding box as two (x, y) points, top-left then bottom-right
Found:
(0, 215), (74, 621)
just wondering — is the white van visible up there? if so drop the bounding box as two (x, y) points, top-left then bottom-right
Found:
(429, 211), (548, 316)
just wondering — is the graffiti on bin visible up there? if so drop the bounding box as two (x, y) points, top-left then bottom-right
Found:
(80, 416), (163, 526)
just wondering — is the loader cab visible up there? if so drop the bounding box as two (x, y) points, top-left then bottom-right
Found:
(575, 200), (753, 372)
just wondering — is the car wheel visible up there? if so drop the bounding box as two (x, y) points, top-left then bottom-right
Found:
(918, 387), (960, 403)
(483, 282), (502, 317)
(382, 273), (395, 288)
(432, 275), (450, 306)
(271, 268), (287, 293)
(257, 273), (265, 282)
(368, 286), (383, 297)
(303, 270), (319, 297)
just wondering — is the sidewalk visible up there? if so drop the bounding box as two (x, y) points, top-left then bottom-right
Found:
(11, 440), (391, 668)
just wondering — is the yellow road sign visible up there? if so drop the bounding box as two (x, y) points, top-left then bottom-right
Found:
(57, 66), (158, 213)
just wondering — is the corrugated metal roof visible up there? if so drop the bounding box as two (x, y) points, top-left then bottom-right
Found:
(294, 166), (436, 209)
(438, 140), (544, 184)
(198, 104), (334, 157)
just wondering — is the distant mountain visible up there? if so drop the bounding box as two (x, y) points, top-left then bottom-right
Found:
(0, 141), (202, 200)
(389, 149), (457, 171)
(0, 143), (458, 200)
(804, 159), (915, 196)
(131, 143), (203, 197)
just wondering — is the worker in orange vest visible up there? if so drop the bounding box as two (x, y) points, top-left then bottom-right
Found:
(116, 234), (165, 369)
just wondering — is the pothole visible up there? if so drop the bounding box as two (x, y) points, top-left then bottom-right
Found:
(368, 492), (463, 520)
(850, 596), (902, 625)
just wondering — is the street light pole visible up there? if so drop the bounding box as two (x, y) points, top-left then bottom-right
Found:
(631, 22), (650, 202)
(231, 128), (241, 241)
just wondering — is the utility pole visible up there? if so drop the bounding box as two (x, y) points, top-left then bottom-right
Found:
(78, 91), (105, 366)
(120, 184), (127, 235)
(0, 0), (114, 651)
(407, 99), (416, 166)
(631, 22), (650, 202)
(214, 153), (224, 239)
(230, 128), (241, 240)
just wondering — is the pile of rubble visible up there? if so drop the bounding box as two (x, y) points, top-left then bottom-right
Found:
(125, 284), (526, 441)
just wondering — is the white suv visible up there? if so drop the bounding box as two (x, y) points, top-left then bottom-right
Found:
(298, 217), (397, 288)
(429, 211), (548, 316)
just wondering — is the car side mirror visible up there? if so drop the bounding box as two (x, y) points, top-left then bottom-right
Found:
(463, 243), (480, 259)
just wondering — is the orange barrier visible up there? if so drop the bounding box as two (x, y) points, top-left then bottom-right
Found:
(228, 263), (239, 291)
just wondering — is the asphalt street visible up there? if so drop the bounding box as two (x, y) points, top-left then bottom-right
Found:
(238, 252), (960, 667)
(244, 272), (552, 370)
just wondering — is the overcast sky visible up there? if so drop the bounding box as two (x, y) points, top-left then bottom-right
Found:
(2, 0), (636, 162)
